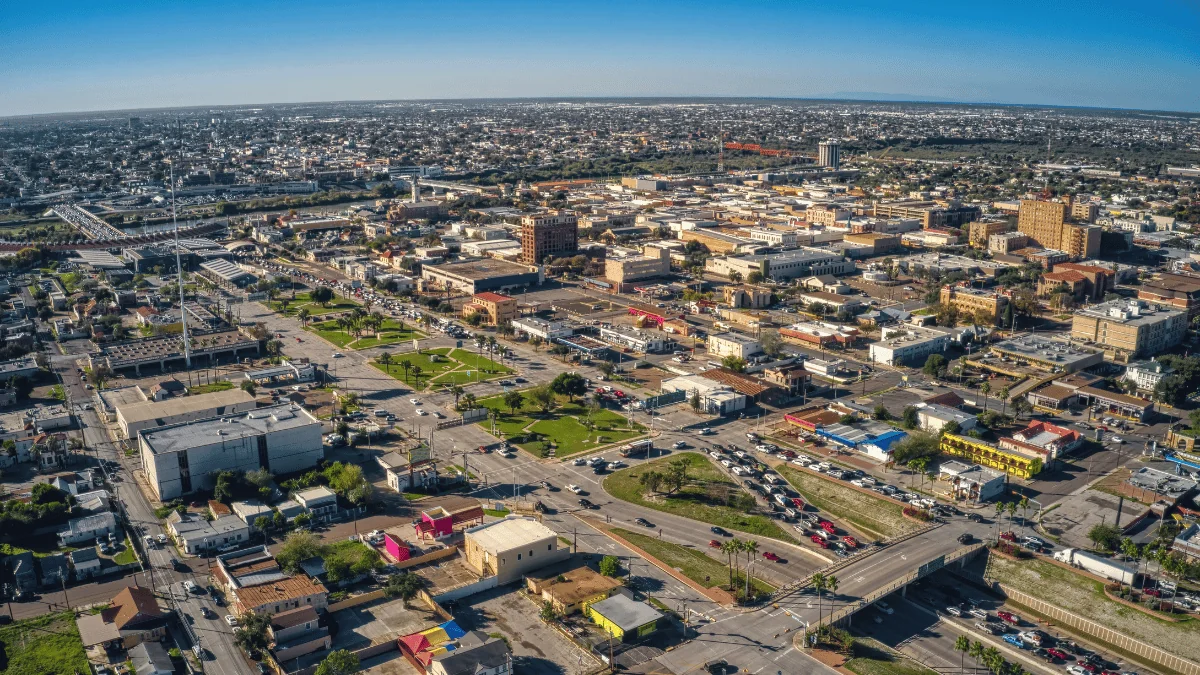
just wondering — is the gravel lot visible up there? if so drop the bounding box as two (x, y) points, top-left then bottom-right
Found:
(987, 554), (1200, 662)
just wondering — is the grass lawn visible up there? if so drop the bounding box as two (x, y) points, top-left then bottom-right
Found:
(371, 348), (458, 390)
(0, 611), (90, 675)
(611, 527), (775, 598)
(189, 380), (234, 395)
(272, 292), (360, 317)
(987, 554), (1200, 662)
(475, 392), (646, 458)
(777, 466), (915, 540)
(309, 321), (359, 348)
(113, 537), (138, 565)
(309, 316), (426, 350)
(606, 453), (799, 544)
(844, 638), (939, 675)
(483, 507), (511, 518)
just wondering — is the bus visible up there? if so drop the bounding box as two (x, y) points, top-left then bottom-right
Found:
(619, 439), (653, 457)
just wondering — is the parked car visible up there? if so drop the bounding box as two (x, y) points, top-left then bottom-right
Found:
(1003, 634), (1026, 649)
(876, 601), (893, 615)
(997, 611), (1020, 624)
(945, 606), (963, 617)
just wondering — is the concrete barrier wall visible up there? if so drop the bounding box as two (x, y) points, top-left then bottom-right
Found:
(396, 544), (459, 570)
(433, 574), (499, 603)
(327, 588), (386, 613)
(999, 584), (1200, 675)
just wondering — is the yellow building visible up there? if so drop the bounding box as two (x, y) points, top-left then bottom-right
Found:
(1062, 222), (1101, 259)
(940, 434), (1044, 479)
(939, 286), (1009, 324)
(461, 291), (518, 326)
(1071, 298), (1187, 361)
(843, 232), (901, 255)
(1017, 198), (1069, 249)
(723, 285), (772, 309)
(967, 220), (1010, 247)
(1072, 201), (1099, 223)
(584, 594), (662, 642)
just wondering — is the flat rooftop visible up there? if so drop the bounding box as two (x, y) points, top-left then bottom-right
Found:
(428, 258), (536, 280)
(1075, 299), (1183, 326)
(100, 330), (257, 367)
(991, 335), (1101, 364)
(465, 516), (556, 553)
(117, 388), (256, 425)
(140, 403), (318, 455)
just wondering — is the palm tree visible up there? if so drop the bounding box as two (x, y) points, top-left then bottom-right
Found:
(450, 384), (464, 410)
(823, 575), (839, 627)
(811, 573), (828, 628)
(968, 641), (985, 667)
(742, 539), (758, 597)
(410, 364), (423, 387)
(298, 307), (311, 326)
(400, 358), (412, 382)
(982, 647), (1003, 674)
(462, 393), (477, 411)
(1006, 501), (1017, 524)
(954, 635), (970, 674)
(1018, 496), (1030, 526)
(980, 382), (991, 412)
(995, 501), (1005, 528)
(998, 386), (1010, 416)
(378, 352), (393, 373)
(720, 540), (737, 590)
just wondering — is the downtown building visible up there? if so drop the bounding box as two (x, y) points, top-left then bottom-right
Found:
(520, 212), (578, 264)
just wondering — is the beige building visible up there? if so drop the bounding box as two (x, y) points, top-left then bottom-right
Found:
(968, 220), (1010, 247)
(706, 332), (761, 359)
(939, 286), (1009, 325)
(115, 388), (258, 438)
(843, 232), (901, 255)
(1017, 198), (1101, 259)
(605, 246), (670, 284)
(462, 517), (569, 584)
(1072, 201), (1100, 223)
(805, 204), (850, 227)
(723, 285), (772, 309)
(462, 292), (518, 326)
(989, 232), (1029, 254)
(1071, 299), (1187, 361)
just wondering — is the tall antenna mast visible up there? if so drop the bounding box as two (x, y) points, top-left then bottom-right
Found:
(170, 121), (192, 369)
(717, 128), (725, 173)
(1046, 125), (1053, 165)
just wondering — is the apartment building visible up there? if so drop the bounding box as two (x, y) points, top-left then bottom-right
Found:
(139, 404), (323, 500)
(939, 286), (1009, 325)
(722, 285), (772, 309)
(967, 220), (1011, 247)
(1071, 299), (1187, 361)
(520, 212), (578, 264)
(1072, 201), (1100, 223)
(462, 292), (517, 326)
(1017, 198), (1101, 259)
(1050, 263), (1116, 302)
(988, 232), (1029, 254)
(806, 204), (850, 226)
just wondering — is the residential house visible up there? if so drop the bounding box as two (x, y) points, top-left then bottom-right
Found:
(39, 552), (69, 588)
(429, 633), (513, 675)
(269, 606), (331, 663)
(129, 641), (174, 675)
(70, 547), (102, 580)
(166, 511), (250, 554)
(75, 586), (169, 651)
(6, 550), (37, 597)
(59, 511), (118, 545)
(294, 486), (339, 523)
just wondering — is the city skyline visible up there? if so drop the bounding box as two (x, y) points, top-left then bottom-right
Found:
(2, 0), (1198, 117)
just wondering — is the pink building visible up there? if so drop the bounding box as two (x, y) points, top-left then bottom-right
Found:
(384, 533), (412, 563)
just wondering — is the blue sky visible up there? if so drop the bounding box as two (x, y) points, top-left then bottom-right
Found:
(1, 0), (1198, 116)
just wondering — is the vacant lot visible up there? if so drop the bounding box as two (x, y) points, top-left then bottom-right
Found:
(476, 392), (645, 458)
(987, 554), (1200, 662)
(845, 638), (939, 675)
(777, 466), (915, 540)
(611, 527), (775, 597)
(0, 611), (89, 675)
(606, 453), (798, 544)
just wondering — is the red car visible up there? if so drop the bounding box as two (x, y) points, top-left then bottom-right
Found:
(820, 521), (837, 535)
(811, 535), (829, 548)
(1046, 649), (1068, 660)
(790, 497), (806, 509)
(709, 539), (722, 548)
(999, 531), (1017, 542)
(1078, 662), (1100, 673)
(843, 536), (858, 548)
(996, 611), (1019, 624)
(614, 391), (625, 398)
(1144, 588), (1162, 597)
(762, 551), (780, 562)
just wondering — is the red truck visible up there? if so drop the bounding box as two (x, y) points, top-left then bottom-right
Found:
(819, 521), (837, 535)
(843, 536), (858, 548)
(810, 535), (829, 548)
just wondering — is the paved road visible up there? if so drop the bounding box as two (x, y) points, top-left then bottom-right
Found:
(50, 352), (255, 675)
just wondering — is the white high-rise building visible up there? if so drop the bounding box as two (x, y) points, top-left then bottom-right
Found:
(819, 140), (841, 169)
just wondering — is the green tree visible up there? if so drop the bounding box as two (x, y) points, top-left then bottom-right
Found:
(954, 635), (971, 674)
(550, 372), (588, 402)
(383, 572), (426, 607)
(240, 379), (257, 395)
(872, 405), (891, 421)
(998, 387), (1011, 416)
(314, 650), (359, 675)
(1088, 523), (1122, 552)
(901, 405), (919, 430)
(378, 352), (393, 372)
(276, 530), (322, 572)
(923, 353), (948, 378)
(233, 610), (271, 657)
(310, 286), (335, 307)
(690, 390), (702, 412)
(746, 271), (764, 285)
(599, 555), (620, 577)
(729, 271), (744, 284)
(540, 600), (561, 622)
(721, 355), (747, 372)
(979, 381), (991, 412)
(529, 384), (556, 413)
(890, 432), (940, 465)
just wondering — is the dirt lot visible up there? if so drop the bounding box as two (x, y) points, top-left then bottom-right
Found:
(776, 465), (918, 540)
(987, 553), (1200, 662)
(451, 585), (598, 675)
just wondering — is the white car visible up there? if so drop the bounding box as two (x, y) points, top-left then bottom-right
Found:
(567, 484), (583, 494)
(1067, 667), (1088, 675)
(225, 615), (239, 627)
(183, 580), (198, 593)
(876, 601), (894, 615)
(332, 352), (344, 358)
(572, 458), (586, 466)
(1111, 435), (1124, 444)
(409, 398), (421, 404)
(673, 441), (686, 449)
(415, 409), (427, 416)
(721, 460), (733, 468)
(792, 458), (810, 467)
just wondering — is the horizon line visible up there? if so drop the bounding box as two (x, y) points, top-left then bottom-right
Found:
(4, 94), (1200, 122)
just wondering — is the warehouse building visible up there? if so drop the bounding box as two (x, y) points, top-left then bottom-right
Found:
(139, 403), (322, 500)
(462, 517), (569, 585)
(421, 258), (543, 295)
(867, 326), (950, 366)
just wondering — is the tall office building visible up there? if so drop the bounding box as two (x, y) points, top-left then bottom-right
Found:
(520, 212), (578, 264)
(818, 140), (840, 169)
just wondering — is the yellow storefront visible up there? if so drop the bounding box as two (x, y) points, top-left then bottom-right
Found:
(940, 434), (1044, 479)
